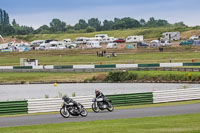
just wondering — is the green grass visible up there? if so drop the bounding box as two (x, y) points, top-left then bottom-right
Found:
(0, 113), (200, 133)
(0, 72), (105, 83)
(1, 51), (200, 66)
(1, 71), (200, 83)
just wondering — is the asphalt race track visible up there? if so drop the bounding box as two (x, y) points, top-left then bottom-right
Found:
(0, 103), (200, 127)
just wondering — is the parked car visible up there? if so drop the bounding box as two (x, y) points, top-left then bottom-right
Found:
(113, 38), (126, 43)
(179, 40), (194, 46)
(137, 42), (148, 47)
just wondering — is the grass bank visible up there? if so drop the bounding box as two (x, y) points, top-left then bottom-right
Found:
(0, 113), (200, 133)
(103, 71), (200, 83)
(1, 71), (200, 84)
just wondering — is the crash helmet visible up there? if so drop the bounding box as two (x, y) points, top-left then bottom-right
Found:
(62, 95), (70, 101)
(95, 89), (100, 95)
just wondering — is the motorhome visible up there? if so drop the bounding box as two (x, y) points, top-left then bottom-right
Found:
(106, 43), (117, 49)
(126, 35), (143, 43)
(102, 37), (117, 43)
(62, 39), (71, 45)
(74, 37), (89, 44)
(161, 32), (180, 41)
(86, 41), (102, 48)
(95, 34), (108, 38)
(49, 41), (66, 50)
(88, 37), (102, 43)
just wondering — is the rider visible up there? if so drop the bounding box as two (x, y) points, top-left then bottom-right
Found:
(95, 89), (107, 102)
(62, 95), (81, 112)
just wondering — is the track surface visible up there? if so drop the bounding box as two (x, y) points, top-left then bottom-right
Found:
(0, 103), (200, 127)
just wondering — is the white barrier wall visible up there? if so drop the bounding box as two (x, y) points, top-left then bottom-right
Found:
(33, 66), (44, 69)
(28, 95), (94, 113)
(153, 88), (200, 103)
(116, 64), (138, 68)
(73, 65), (95, 69)
(160, 63), (183, 67)
(0, 66), (13, 69)
(43, 65), (54, 69)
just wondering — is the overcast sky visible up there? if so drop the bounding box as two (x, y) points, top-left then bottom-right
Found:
(0, 0), (199, 29)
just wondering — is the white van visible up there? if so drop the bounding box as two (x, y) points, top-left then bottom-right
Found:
(86, 41), (102, 49)
(74, 37), (89, 44)
(126, 36), (144, 43)
(49, 41), (66, 50)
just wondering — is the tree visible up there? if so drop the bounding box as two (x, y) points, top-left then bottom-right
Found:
(50, 18), (66, 32)
(86, 26), (96, 32)
(35, 25), (50, 34)
(88, 18), (101, 31)
(139, 19), (146, 26)
(103, 20), (114, 30)
(78, 19), (88, 29)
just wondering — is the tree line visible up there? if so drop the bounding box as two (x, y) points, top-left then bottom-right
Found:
(0, 8), (186, 36)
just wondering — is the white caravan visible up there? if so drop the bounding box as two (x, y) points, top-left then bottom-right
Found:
(49, 41), (66, 50)
(189, 35), (199, 40)
(62, 39), (71, 45)
(149, 40), (160, 47)
(102, 37), (117, 43)
(106, 43), (117, 49)
(126, 35), (144, 43)
(88, 37), (102, 43)
(74, 37), (89, 44)
(86, 41), (102, 48)
(160, 40), (171, 46)
(161, 32), (180, 41)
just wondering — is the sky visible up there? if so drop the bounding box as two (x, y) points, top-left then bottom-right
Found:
(0, 0), (200, 29)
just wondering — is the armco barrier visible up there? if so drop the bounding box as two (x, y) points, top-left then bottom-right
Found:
(106, 92), (153, 106)
(28, 95), (94, 113)
(183, 62), (200, 66)
(13, 66), (32, 69)
(0, 100), (28, 115)
(153, 88), (200, 103)
(54, 65), (73, 69)
(116, 64), (138, 68)
(95, 64), (116, 68)
(138, 63), (160, 67)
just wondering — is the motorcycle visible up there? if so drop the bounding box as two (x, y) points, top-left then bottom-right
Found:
(60, 101), (88, 118)
(91, 97), (114, 113)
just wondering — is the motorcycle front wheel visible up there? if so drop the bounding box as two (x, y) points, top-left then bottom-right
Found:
(107, 103), (114, 112)
(60, 107), (70, 118)
(80, 108), (88, 117)
(92, 103), (100, 113)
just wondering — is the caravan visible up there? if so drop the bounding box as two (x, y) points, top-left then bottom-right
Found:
(86, 41), (102, 48)
(49, 41), (66, 50)
(161, 32), (180, 41)
(74, 37), (89, 44)
(126, 36), (143, 43)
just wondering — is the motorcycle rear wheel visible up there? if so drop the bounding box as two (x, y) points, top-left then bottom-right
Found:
(92, 103), (100, 113)
(60, 107), (70, 118)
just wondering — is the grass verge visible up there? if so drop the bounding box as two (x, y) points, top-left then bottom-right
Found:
(0, 113), (200, 133)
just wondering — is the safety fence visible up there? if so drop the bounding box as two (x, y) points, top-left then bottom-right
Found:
(0, 62), (200, 70)
(28, 95), (93, 113)
(1, 88), (200, 115)
(106, 92), (153, 106)
(153, 88), (200, 103)
(0, 100), (28, 115)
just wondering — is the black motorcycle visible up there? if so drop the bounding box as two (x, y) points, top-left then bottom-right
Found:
(60, 101), (88, 118)
(91, 97), (114, 113)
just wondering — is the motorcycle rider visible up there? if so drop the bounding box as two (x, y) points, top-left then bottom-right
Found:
(62, 95), (81, 112)
(95, 89), (108, 103)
